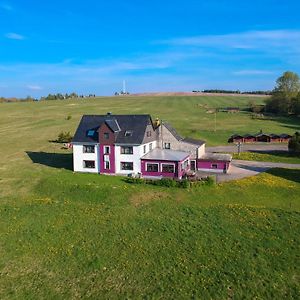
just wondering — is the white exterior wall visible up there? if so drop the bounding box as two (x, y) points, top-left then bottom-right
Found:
(197, 144), (206, 158)
(115, 141), (157, 175)
(73, 144), (100, 173)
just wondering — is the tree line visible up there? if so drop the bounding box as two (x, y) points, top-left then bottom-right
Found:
(193, 89), (273, 95)
(40, 93), (96, 100)
(0, 93), (96, 103)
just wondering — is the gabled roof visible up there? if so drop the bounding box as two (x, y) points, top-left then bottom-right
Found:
(72, 114), (155, 144)
(162, 122), (183, 141)
(200, 153), (232, 162)
(142, 149), (189, 162)
(255, 133), (270, 137)
(279, 133), (292, 138)
(230, 134), (244, 138)
(182, 137), (205, 146)
(105, 119), (120, 132)
(269, 134), (280, 138)
(162, 121), (205, 146)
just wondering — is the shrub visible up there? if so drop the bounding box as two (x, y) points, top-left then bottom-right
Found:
(178, 179), (190, 189)
(288, 132), (300, 155)
(205, 176), (216, 186)
(158, 178), (177, 187)
(124, 177), (145, 184)
(56, 131), (73, 143)
(66, 115), (72, 120)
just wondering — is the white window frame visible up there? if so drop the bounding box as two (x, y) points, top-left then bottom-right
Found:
(143, 145), (146, 153)
(104, 146), (110, 154)
(149, 143), (153, 151)
(164, 142), (171, 149)
(83, 160), (95, 169)
(120, 146), (133, 155)
(181, 159), (189, 170)
(83, 145), (95, 153)
(120, 161), (134, 171)
(146, 162), (159, 172)
(104, 160), (110, 170)
(161, 163), (175, 173)
(124, 130), (133, 137)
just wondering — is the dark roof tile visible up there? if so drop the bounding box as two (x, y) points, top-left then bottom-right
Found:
(182, 137), (205, 146)
(72, 114), (155, 144)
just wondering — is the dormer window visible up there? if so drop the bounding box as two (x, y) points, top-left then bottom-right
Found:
(164, 142), (171, 149)
(87, 130), (95, 137)
(125, 130), (133, 137)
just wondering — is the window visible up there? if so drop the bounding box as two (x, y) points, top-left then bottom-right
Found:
(125, 131), (133, 137)
(105, 161), (110, 170)
(121, 162), (134, 171)
(164, 142), (171, 149)
(181, 160), (189, 170)
(83, 160), (95, 169)
(149, 143), (153, 151)
(87, 130), (95, 137)
(162, 164), (175, 173)
(104, 146), (110, 154)
(143, 145), (146, 153)
(104, 132), (110, 140)
(190, 160), (196, 171)
(146, 163), (159, 172)
(211, 163), (218, 169)
(83, 145), (95, 153)
(121, 146), (133, 154)
(146, 131), (152, 137)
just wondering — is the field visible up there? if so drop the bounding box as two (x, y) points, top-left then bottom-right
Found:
(232, 151), (300, 164)
(0, 95), (300, 299)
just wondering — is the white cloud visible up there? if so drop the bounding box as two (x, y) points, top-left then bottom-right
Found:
(27, 85), (43, 91)
(5, 32), (25, 40)
(159, 30), (300, 53)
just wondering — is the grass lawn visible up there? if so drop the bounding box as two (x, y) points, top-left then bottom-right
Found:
(0, 96), (300, 298)
(232, 151), (300, 164)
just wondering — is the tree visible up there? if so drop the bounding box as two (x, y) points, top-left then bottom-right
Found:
(291, 93), (300, 115)
(265, 71), (300, 114)
(288, 132), (300, 154)
(274, 71), (300, 99)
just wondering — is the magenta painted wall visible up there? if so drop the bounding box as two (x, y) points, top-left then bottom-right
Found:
(141, 158), (188, 179)
(197, 160), (229, 171)
(99, 145), (115, 174)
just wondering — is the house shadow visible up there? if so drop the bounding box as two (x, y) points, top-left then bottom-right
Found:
(26, 151), (73, 171)
(271, 115), (300, 131)
(233, 163), (269, 173)
(265, 168), (300, 184)
(282, 124), (300, 131)
(250, 150), (292, 157)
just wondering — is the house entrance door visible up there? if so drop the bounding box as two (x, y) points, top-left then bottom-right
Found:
(190, 160), (196, 171)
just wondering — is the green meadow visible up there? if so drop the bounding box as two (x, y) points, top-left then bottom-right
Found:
(0, 96), (300, 299)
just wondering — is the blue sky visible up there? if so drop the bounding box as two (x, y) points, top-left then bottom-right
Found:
(1, 0), (300, 97)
